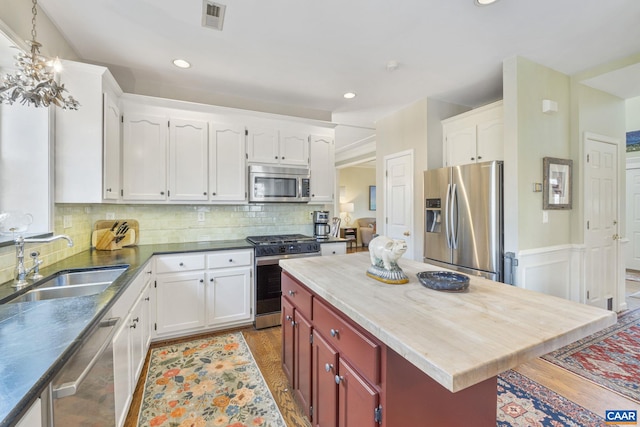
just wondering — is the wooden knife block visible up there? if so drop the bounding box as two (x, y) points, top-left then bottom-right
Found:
(92, 219), (139, 251)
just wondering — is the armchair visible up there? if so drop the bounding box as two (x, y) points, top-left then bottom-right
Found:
(357, 217), (376, 247)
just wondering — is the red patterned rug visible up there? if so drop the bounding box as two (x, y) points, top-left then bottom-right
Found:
(541, 308), (640, 402)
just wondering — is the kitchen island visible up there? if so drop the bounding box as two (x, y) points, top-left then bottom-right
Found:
(279, 252), (617, 426)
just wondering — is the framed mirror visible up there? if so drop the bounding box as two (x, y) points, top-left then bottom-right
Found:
(543, 157), (572, 210)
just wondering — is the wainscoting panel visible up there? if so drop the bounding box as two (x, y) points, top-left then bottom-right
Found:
(517, 245), (583, 302)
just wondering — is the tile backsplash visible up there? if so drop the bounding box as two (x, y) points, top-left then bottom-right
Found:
(0, 203), (327, 284)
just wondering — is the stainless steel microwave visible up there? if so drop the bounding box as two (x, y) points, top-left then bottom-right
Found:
(249, 165), (311, 203)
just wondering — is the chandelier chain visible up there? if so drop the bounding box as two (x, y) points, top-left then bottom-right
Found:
(31, 0), (37, 43)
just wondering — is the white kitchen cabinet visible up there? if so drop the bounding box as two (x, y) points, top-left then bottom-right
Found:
(55, 60), (123, 203)
(247, 128), (309, 166)
(321, 242), (347, 256)
(442, 100), (503, 167)
(209, 123), (247, 201)
(112, 265), (154, 427)
(309, 134), (335, 203)
(169, 118), (209, 201)
(206, 267), (252, 327)
(122, 113), (168, 201)
(155, 270), (206, 335)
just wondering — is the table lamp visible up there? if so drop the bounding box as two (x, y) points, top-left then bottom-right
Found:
(340, 203), (354, 226)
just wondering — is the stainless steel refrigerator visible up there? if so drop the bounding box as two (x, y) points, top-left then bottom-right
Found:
(423, 160), (503, 281)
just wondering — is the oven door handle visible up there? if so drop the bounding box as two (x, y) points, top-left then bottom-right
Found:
(52, 317), (119, 399)
(256, 252), (321, 266)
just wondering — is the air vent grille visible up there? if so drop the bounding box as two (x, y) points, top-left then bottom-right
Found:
(202, 1), (226, 31)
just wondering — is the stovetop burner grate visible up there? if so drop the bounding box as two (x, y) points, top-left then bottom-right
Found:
(246, 234), (314, 245)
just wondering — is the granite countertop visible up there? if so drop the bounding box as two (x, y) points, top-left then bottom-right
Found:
(279, 252), (617, 393)
(0, 239), (253, 427)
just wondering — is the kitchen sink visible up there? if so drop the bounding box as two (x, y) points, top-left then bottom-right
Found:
(5, 266), (128, 304)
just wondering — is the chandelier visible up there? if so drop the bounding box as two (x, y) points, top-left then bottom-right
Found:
(0, 0), (79, 109)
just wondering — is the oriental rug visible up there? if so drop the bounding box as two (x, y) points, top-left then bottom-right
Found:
(497, 370), (608, 426)
(137, 331), (286, 427)
(541, 308), (640, 403)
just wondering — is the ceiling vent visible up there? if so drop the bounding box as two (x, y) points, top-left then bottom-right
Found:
(202, 1), (226, 31)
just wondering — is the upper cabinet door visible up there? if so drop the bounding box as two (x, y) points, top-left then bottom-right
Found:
(122, 114), (167, 201)
(103, 92), (121, 201)
(279, 132), (309, 166)
(445, 125), (477, 167)
(209, 124), (247, 202)
(169, 118), (209, 201)
(309, 135), (334, 203)
(476, 117), (504, 164)
(247, 128), (279, 164)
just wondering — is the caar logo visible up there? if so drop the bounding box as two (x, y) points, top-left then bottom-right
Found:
(606, 410), (637, 425)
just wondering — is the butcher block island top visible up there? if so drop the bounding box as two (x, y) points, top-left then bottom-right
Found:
(279, 252), (616, 393)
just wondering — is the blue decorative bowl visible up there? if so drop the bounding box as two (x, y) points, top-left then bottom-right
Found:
(416, 271), (470, 292)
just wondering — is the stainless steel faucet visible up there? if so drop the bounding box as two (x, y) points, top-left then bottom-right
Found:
(14, 235), (74, 288)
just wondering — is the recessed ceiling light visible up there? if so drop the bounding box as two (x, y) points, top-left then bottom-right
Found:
(475, 0), (498, 5)
(172, 59), (191, 69)
(343, 92), (356, 99)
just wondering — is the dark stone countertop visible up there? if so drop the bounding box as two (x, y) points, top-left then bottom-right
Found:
(0, 239), (253, 427)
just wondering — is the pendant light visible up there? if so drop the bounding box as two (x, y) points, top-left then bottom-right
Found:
(0, 0), (79, 109)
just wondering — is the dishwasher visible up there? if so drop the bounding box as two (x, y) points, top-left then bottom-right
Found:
(43, 313), (119, 426)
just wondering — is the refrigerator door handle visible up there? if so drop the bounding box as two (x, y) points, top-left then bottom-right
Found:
(451, 183), (458, 249)
(444, 183), (452, 248)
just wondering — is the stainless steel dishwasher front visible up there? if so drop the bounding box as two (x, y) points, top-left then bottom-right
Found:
(44, 313), (119, 426)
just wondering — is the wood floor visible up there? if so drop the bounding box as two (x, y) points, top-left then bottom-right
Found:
(124, 273), (640, 426)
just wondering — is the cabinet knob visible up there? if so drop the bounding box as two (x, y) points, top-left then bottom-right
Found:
(288, 290), (296, 296)
(275, 156), (278, 159)
(146, 270), (152, 275)
(160, 191), (165, 195)
(332, 251), (336, 254)
(212, 192), (216, 196)
(470, 157), (475, 161)
(335, 375), (344, 385)
(130, 323), (137, 329)
(210, 278), (214, 282)
(291, 320), (297, 327)
(403, 231), (410, 236)
(132, 317), (139, 323)
(106, 188), (112, 192)
(282, 156), (285, 160)
(325, 363), (333, 373)
(144, 297), (150, 301)
(179, 262), (184, 266)
(199, 279), (204, 283)
(478, 156), (482, 160)
(285, 315), (293, 322)
(330, 329), (339, 338)
(229, 259), (233, 263)
(203, 192), (207, 195)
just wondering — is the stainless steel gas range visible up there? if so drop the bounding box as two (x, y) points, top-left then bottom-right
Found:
(247, 234), (320, 329)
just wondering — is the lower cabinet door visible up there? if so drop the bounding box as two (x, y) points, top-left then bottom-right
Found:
(206, 267), (252, 327)
(337, 358), (379, 427)
(312, 330), (338, 427)
(282, 298), (295, 386)
(294, 312), (312, 418)
(155, 271), (206, 335)
(112, 320), (132, 427)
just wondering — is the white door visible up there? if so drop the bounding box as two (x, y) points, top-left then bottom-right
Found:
(584, 134), (618, 310)
(384, 150), (414, 258)
(626, 165), (640, 270)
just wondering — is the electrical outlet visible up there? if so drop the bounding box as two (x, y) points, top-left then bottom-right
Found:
(106, 212), (115, 220)
(63, 215), (72, 228)
(197, 212), (205, 222)
(542, 211), (549, 223)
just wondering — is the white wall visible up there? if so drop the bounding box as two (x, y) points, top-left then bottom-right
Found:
(338, 166), (376, 229)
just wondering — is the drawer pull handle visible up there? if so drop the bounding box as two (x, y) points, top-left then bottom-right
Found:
(330, 329), (339, 338)
(288, 290), (296, 296)
(132, 317), (139, 323)
(325, 363), (333, 373)
(130, 323), (136, 329)
(144, 297), (150, 301)
(335, 375), (344, 385)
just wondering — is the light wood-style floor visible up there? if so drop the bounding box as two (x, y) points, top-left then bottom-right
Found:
(124, 272), (640, 426)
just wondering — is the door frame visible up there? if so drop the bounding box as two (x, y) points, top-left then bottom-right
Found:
(583, 131), (623, 311)
(626, 156), (640, 270)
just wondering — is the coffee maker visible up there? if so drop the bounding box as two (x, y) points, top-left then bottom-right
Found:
(313, 211), (331, 239)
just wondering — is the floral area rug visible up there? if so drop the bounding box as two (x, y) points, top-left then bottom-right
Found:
(137, 332), (286, 427)
(541, 308), (640, 403)
(497, 370), (609, 426)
